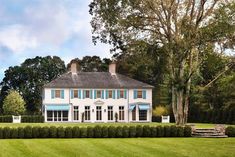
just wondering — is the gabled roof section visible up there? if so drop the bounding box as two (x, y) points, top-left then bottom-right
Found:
(44, 72), (154, 89)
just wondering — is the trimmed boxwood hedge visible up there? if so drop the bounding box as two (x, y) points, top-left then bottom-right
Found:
(225, 126), (235, 137)
(0, 115), (44, 123)
(0, 125), (192, 139)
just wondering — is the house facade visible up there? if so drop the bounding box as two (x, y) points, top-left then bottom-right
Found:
(42, 62), (153, 123)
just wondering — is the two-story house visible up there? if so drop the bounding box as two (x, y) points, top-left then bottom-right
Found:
(42, 62), (153, 123)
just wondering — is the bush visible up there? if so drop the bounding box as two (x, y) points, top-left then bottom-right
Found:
(150, 126), (157, 137)
(3, 127), (11, 138)
(0, 115), (12, 123)
(108, 126), (116, 138)
(0, 128), (3, 139)
(129, 126), (136, 137)
(11, 128), (18, 139)
(18, 127), (24, 138)
(122, 126), (129, 138)
(24, 126), (32, 138)
(21, 115), (44, 123)
(49, 126), (57, 138)
(40, 126), (49, 138)
(170, 125), (177, 137)
(101, 126), (108, 138)
(32, 126), (40, 138)
(72, 126), (80, 138)
(164, 126), (171, 137)
(157, 126), (164, 137)
(65, 127), (73, 138)
(57, 127), (65, 138)
(143, 125), (151, 137)
(136, 125), (143, 137)
(177, 127), (184, 137)
(87, 126), (94, 138)
(225, 126), (235, 137)
(94, 125), (102, 138)
(116, 126), (123, 138)
(184, 126), (192, 137)
(80, 127), (87, 138)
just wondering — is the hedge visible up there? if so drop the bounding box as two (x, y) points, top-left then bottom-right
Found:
(0, 115), (44, 123)
(225, 126), (235, 137)
(0, 125), (192, 139)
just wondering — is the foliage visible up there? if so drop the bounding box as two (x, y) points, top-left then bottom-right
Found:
(225, 126), (235, 137)
(153, 106), (169, 116)
(3, 90), (26, 115)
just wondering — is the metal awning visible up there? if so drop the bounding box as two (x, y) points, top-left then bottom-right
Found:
(138, 104), (150, 110)
(129, 104), (136, 111)
(46, 104), (70, 111)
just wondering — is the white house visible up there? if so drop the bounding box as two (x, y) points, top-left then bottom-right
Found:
(42, 62), (153, 123)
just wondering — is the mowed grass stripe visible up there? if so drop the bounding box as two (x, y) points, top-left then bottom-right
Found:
(0, 138), (235, 157)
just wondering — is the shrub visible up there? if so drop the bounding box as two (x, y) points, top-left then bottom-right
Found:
(101, 126), (108, 138)
(116, 126), (123, 138)
(164, 126), (171, 137)
(150, 126), (157, 137)
(80, 127), (87, 138)
(11, 128), (18, 139)
(225, 126), (235, 137)
(57, 127), (65, 138)
(143, 125), (151, 137)
(170, 125), (177, 137)
(24, 126), (32, 138)
(3, 127), (11, 138)
(122, 126), (129, 138)
(32, 126), (40, 138)
(184, 126), (192, 137)
(18, 127), (24, 138)
(94, 125), (102, 138)
(108, 126), (116, 138)
(129, 126), (136, 137)
(0, 128), (3, 139)
(40, 126), (49, 138)
(177, 127), (184, 137)
(136, 125), (143, 137)
(157, 126), (164, 137)
(72, 126), (80, 138)
(49, 126), (57, 138)
(65, 127), (73, 138)
(0, 115), (12, 123)
(21, 115), (44, 123)
(87, 126), (94, 138)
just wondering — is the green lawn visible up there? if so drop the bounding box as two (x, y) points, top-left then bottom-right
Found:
(0, 122), (222, 128)
(0, 138), (234, 157)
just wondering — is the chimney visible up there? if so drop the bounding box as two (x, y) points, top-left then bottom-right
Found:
(109, 62), (116, 75)
(70, 62), (79, 74)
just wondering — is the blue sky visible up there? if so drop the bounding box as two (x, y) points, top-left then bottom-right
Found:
(0, 0), (112, 82)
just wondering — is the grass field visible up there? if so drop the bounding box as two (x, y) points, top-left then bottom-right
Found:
(0, 138), (234, 157)
(0, 122), (222, 128)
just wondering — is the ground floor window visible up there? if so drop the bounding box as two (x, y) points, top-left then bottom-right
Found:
(73, 106), (79, 121)
(132, 107), (136, 121)
(47, 110), (68, 122)
(85, 106), (90, 121)
(139, 110), (147, 121)
(119, 106), (124, 121)
(96, 106), (102, 121)
(108, 106), (113, 121)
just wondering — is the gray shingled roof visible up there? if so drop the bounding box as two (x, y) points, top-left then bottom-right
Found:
(44, 72), (154, 89)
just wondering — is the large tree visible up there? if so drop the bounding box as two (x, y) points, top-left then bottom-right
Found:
(89, 0), (235, 125)
(0, 56), (66, 114)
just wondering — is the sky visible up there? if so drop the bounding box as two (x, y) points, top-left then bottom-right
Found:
(0, 0), (112, 82)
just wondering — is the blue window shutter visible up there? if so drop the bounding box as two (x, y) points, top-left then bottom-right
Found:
(78, 90), (81, 99)
(143, 90), (146, 99)
(94, 90), (97, 99)
(90, 90), (93, 99)
(112, 90), (116, 99)
(117, 90), (120, 99)
(101, 90), (104, 99)
(71, 90), (74, 99)
(106, 90), (109, 99)
(83, 90), (85, 99)
(134, 90), (137, 99)
(61, 90), (64, 99)
(124, 89), (127, 99)
(51, 90), (55, 99)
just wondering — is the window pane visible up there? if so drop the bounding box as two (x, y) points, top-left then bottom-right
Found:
(139, 110), (147, 121)
(108, 90), (112, 98)
(85, 90), (90, 98)
(73, 106), (79, 120)
(120, 90), (124, 98)
(55, 90), (61, 98)
(47, 111), (53, 121)
(85, 106), (90, 120)
(74, 90), (78, 98)
(97, 90), (101, 98)
(108, 106), (113, 120)
(137, 90), (142, 98)
(63, 111), (68, 121)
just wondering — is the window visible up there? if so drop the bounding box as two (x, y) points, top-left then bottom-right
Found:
(85, 90), (90, 98)
(120, 90), (124, 98)
(108, 106), (113, 121)
(73, 106), (79, 121)
(96, 90), (101, 98)
(62, 111), (68, 121)
(137, 90), (143, 98)
(73, 90), (78, 98)
(47, 111), (53, 121)
(119, 106), (124, 121)
(96, 106), (102, 121)
(47, 110), (68, 122)
(55, 90), (61, 98)
(108, 90), (113, 98)
(132, 107), (136, 121)
(85, 106), (90, 121)
(139, 110), (147, 121)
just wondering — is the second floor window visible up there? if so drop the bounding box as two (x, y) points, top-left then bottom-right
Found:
(137, 90), (143, 98)
(96, 90), (101, 98)
(134, 90), (146, 99)
(108, 90), (113, 98)
(51, 89), (64, 99)
(55, 90), (61, 98)
(85, 90), (90, 98)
